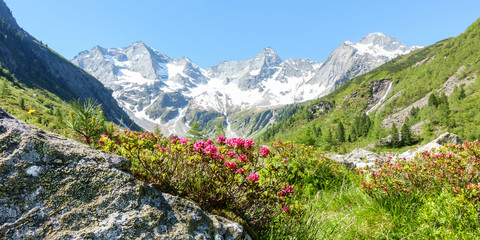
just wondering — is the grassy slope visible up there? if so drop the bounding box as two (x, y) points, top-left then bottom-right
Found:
(261, 18), (480, 151)
(0, 66), (75, 134)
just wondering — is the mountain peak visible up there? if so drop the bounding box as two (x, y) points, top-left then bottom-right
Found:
(253, 47), (282, 66)
(359, 32), (399, 46)
(257, 47), (277, 56)
(130, 41), (150, 49)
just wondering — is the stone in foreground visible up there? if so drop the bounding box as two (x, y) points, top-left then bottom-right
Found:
(0, 108), (249, 239)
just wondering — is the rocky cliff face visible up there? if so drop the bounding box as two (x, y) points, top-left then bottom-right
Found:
(0, 108), (249, 239)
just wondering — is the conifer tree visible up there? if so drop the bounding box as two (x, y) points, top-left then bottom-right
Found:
(428, 93), (439, 107)
(54, 107), (63, 124)
(439, 92), (449, 106)
(153, 124), (162, 136)
(67, 99), (104, 145)
(390, 123), (399, 147)
(401, 122), (412, 146)
(323, 128), (333, 146)
(335, 121), (345, 143)
(297, 126), (316, 146)
(349, 127), (357, 142)
(19, 98), (25, 110)
(1, 80), (10, 98)
(188, 120), (203, 140)
(215, 122), (226, 138)
(458, 86), (466, 100)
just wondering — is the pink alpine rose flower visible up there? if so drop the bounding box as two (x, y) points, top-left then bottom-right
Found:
(205, 144), (218, 155)
(247, 173), (260, 182)
(237, 154), (247, 162)
(216, 135), (226, 143)
(244, 139), (255, 148)
(260, 147), (270, 157)
(224, 161), (236, 171)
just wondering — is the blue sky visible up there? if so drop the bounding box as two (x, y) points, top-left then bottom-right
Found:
(4, 0), (480, 68)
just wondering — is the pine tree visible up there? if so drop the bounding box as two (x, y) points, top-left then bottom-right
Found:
(401, 122), (412, 146)
(19, 98), (25, 110)
(54, 107), (63, 124)
(67, 99), (104, 145)
(153, 124), (162, 136)
(428, 93), (439, 107)
(335, 121), (345, 143)
(322, 128), (333, 145)
(439, 92), (449, 106)
(188, 120), (203, 140)
(390, 123), (399, 147)
(297, 126), (316, 145)
(215, 122), (226, 138)
(349, 127), (357, 142)
(1, 81), (11, 98)
(458, 86), (466, 100)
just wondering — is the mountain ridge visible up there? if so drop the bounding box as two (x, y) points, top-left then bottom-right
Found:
(73, 32), (419, 137)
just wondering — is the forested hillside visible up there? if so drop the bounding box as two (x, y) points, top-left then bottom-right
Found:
(261, 18), (480, 152)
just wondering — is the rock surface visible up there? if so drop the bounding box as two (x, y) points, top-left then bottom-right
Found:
(330, 148), (385, 169)
(0, 108), (249, 239)
(395, 132), (463, 160)
(334, 132), (463, 168)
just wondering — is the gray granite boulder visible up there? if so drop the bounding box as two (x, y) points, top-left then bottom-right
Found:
(332, 148), (386, 169)
(0, 108), (249, 239)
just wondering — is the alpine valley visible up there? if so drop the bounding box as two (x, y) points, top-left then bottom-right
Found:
(73, 34), (420, 137)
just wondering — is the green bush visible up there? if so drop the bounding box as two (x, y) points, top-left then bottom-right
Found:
(358, 141), (480, 236)
(67, 98), (105, 145)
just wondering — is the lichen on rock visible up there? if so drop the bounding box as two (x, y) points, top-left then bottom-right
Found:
(0, 108), (249, 239)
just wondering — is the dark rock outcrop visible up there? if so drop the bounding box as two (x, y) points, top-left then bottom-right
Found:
(0, 108), (249, 239)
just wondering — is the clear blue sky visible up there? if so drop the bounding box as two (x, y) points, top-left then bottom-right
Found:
(4, 0), (480, 68)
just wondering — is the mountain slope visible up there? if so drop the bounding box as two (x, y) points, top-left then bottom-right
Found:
(261, 18), (480, 151)
(0, 0), (139, 130)
(73, 34), (417, 137)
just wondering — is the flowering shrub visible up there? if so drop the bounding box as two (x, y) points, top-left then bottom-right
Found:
(99, 132), (298, 229)
(268, 140), (349, 197)
(358, 141), (480, 217)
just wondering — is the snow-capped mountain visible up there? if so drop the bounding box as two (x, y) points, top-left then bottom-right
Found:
(306, 33), (421, 94)
(72, 33), (419, 137)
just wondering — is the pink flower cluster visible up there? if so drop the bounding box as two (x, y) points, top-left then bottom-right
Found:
(225, 161), (236, 171)
(237, 154), (247, 162)
(247, 173), (260, 182)
(278, 184), (294, 196)
(226, 138), (255, 149)
(216, 135), (226, 143)
(205, 144), (218, 155)
(260, 147), (270, 157)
